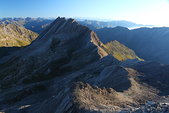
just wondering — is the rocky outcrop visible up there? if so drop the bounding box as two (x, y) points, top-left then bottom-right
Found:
(0, 17), (169, 113)
(0, 17), (140, 88)
(0, 17), (102, 89)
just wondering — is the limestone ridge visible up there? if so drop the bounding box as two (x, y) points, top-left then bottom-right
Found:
(37, 17), (89, 40)
(0, 17), (104, 87)
(0, 24), (38, 47)
(1, 17), (169, 113)
(0, 17), (140, 61)
(2, 18), (103, 58)
(30, 17), (140, 60)
(0, 17), (141, 88)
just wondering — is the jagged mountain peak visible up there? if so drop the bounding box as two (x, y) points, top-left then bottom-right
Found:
(0, 18), (141, 64)
(0, 17), (140, 86)
(38, 17), (89, 40)
(1, 17), (169, 113)
(0, 18), (103, 85)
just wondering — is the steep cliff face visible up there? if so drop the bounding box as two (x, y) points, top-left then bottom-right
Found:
(0, 17), (168, 113)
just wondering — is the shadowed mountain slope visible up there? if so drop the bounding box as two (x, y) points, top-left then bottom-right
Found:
(0, 17), (141, 87)
(0, 18), (169, 113)
(96, 27), (169, 64)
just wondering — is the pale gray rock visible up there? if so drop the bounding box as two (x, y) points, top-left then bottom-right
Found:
(1, 17), (169, 113)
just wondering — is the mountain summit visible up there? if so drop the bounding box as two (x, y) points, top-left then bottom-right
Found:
(1, 17), (169, 113)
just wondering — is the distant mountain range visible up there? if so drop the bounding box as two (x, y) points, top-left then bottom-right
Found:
(78, 20), (153, 30)
(0, 17), (54, 33)
(0, 17), (153, 33)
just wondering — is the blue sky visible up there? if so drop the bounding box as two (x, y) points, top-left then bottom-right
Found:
(1, 0), (169, 26)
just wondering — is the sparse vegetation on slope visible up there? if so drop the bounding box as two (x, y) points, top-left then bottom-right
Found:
(102, 40), (143, 61)
(96, 27), (169, 64)
(1, 18), (166, 113)
(0, 24), (38, 47)
(0, 17), (54, 33)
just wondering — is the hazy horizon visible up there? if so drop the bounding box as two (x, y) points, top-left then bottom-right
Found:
(1, 0), (169, 26)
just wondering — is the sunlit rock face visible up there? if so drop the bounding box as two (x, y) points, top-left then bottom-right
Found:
(0, 24), (38, 47)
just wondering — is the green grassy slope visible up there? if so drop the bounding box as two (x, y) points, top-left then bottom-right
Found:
(0, 24), (38, 47)
(102, 40), (143, 61)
